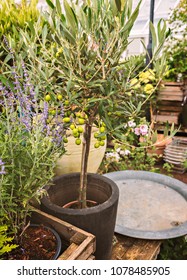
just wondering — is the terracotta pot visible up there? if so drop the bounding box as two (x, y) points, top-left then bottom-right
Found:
(148, 134), (172, 156)
(55, 126), (106, 175)
(62, 200), (97, 209)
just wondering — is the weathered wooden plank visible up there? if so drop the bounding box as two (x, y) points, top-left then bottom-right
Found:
(58, 243), (78, 260)
(152, 114), (178, 124)
(111, 234), (161, 260)
(62, 236), (96, 260)
(159, 86), (183, 92)
(158, 105), (182, 112)
(163, 81), (184, 86)
(70, 232), (88, 245)
(158, 94), (183, 101)
(77, 243), (96, 260)
(87, 255), (95, 260)
(158, 111), (180, 116)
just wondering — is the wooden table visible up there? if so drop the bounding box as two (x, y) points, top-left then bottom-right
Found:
(111, 233), (161, 260)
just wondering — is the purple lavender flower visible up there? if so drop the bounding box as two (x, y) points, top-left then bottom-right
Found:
(2, 37), (64, 148)
(0, 159), (6, 175)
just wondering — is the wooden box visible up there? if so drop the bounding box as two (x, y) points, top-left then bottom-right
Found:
(158, 82), (184, 102)
(151, 81), (185, 126)
(31, 208), (96, 260)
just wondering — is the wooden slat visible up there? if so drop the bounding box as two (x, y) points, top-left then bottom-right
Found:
(70, 232), (88, 245)
(159, 86), (183, 92)
(158, 94), (183, 101)
(61, 236), (95, 260)
(158, 111), (180, 116)
(152, 114), (178, 124)
(158, 105), (182, 112)
(58, 243), (78, 260)
(87, 255), (95, 260)
(111, 234), (161, 260)
(77, 243), (96, 260)
(163, 81), (184, 86)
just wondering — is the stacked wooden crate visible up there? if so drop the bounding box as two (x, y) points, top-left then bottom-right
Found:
(151, 81), (185, 126)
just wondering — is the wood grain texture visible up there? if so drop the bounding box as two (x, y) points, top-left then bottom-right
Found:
(111, 234), (161, 260)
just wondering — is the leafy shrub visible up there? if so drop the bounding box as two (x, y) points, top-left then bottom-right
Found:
(0, 0), (40, 37)
(164, 0), (187, 81)
(0, 226), (18, 258)
(158, 236), (187, 260)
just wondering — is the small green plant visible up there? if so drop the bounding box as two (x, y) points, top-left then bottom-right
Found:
(0, 226), (18, 258)
(158, 236), (187, 260)
(183, 159), (187, 169)
(162, 162), (174, 176)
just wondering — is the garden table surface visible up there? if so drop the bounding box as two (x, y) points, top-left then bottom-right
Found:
(111, 234), (161, 260)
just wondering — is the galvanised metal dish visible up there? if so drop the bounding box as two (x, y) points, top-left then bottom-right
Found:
(104, 171), (187, 239)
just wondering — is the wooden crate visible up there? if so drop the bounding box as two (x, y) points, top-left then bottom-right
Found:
(31, 208), (96, 260)
(158, 82), (184, 102)
(151, 81), (185, 126)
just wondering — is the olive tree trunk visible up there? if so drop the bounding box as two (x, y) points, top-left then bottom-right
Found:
(78, 122), (92, 208)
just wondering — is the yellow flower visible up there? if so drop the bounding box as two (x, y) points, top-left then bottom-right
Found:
(139, 72), (150, 83)
(145, 69), (155, 81)
(139, 70), (155, 83)
(56, 47), (63, 57)
(130, 78), (141, 89)
(144, 84), (154, 94)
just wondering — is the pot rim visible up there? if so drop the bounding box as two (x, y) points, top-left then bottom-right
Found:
(42, 173), (119, 215)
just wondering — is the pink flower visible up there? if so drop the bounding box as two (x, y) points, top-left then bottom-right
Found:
(128, 120), (136, 128)
(139, 124), (148, 136)
(134, 127), (140, 136)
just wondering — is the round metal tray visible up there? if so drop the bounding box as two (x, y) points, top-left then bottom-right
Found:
(104, 171), (187, 239)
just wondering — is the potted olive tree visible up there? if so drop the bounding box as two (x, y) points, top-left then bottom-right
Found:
(33, 0), (168, 259)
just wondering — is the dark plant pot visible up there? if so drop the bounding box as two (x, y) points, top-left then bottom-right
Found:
(41, 173), (119, 260)
(30, 224), (62, 260)
(6, 224), (62, 260)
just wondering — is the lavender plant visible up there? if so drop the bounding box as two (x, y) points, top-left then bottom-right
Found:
(0, 39), (65, 241)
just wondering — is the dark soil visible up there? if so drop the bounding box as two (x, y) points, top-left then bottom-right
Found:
(6, 225), (58, 260)
(170, 171), (187, 184)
